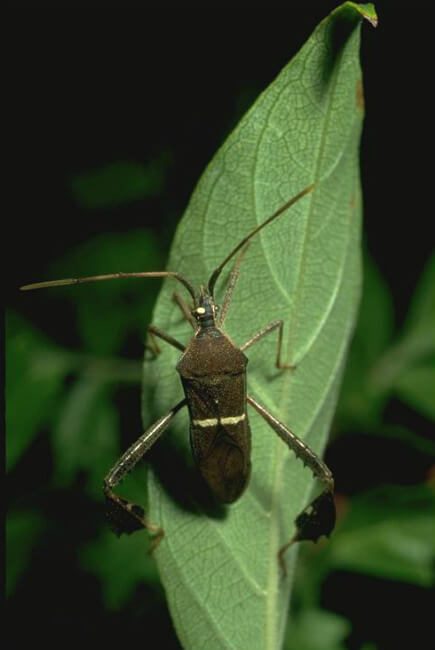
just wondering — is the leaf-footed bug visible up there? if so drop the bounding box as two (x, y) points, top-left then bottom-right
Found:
(21, 183), (335, 568)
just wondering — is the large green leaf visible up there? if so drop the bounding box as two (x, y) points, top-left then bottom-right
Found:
(141, 4), (375, 649)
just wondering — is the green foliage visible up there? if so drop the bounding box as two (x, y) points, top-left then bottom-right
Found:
(71, 156), (170, 208)
(52, 376), (120, 497)
(328, 485), (435, 586)
(337, 255), (394, 429)
(284, 608), (351, 650)
(7, 229), (161, 607)
(337, 251), (435, 431)
(6, 312), (71, 470)
(80, 529), (159, 609)
(142, 4), (374, 649)
(6, 511), (45, 597)
(50, 229), (162, 354)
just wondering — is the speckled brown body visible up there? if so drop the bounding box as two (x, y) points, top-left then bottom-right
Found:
(177, 327), (251, 503)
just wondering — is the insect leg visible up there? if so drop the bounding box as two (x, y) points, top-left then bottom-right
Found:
(146, 324), (186, 360)
(247, 395), (335, 571)
(104, 398), (187, 543)
(241, 320), (294, 369)
(173, 291), (196, 329)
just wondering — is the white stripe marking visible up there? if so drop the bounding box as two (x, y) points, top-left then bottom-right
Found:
(193, 413), (246, 428)
(221, 414), (246, 425)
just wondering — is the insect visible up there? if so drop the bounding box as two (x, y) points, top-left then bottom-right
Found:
(21, 183), (335, 565)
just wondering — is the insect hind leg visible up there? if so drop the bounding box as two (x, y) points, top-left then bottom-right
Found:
(247, 394), (335, 574)
(104, 399), (186, 545)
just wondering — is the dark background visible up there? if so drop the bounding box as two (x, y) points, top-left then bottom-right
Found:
(7, 1), (433, 322)
(6, 2), (434, 649)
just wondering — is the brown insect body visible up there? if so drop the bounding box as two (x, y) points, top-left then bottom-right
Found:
(177, 288), (251, 503)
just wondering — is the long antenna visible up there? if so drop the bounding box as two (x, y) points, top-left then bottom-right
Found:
(207, 184), (314, 296)
(20, 271), (197, 301)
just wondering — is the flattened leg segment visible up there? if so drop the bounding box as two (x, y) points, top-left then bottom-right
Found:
(104, 399), (187, 539)
(247, 395), (335, 568)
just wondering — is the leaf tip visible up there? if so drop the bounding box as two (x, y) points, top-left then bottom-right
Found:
(345, 2), (378, 27)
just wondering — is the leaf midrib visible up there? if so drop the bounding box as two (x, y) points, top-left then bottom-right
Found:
(262, 36), (346, 650)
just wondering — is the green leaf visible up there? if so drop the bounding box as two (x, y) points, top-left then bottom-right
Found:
(80, 529), (159, 609)
(6, 312), (71, 470)
(50, 229), (163, 354)
(390, 254), (435, 418)
(7, 510), (45, 597)
(142, 4), (374, 649)
(52, 375), (119, 496)
(394, 363), (435, 421)
(404, 253), (435, 341)
(337, 252), (394, 429)
(284, 608), (351, 650)
(328, 486), (435, 587)
(371, 255), (435, 394)
(71, 157), (170, 208)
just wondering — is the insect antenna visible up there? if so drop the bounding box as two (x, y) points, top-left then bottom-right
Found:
(207, 184), (314, 297)
(20, 271), (197, 301)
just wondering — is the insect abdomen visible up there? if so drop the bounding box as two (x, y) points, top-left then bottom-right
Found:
(191, 420), (251, 503)
(181, 372), (251, 503)
(190, 417), (251, 503)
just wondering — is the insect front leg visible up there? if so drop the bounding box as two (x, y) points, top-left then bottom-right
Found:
(172, 291), (196, 329)
(241, 320), (295, 369)
(104, 399), (187, 545)
(247, 395), (335, 572)
(146, 324), (186, 360)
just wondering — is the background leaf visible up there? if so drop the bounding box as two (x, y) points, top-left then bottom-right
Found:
(327, 486), (435, 587)
(284, 608), (351, 650)
(6, 511), (45, 597)
(393, 363), (435, 421)
(50, 229), (162, 354)
(141, 4), (375, 649)
(403, 253), (435, 341)
(52, 376), (120, 496)
(337, 253), (394, 430)
(6, 312), (71, 470)
(370, 255), (435, 396)
(80, 529), (159, 609)
(70, 157), (170, 208)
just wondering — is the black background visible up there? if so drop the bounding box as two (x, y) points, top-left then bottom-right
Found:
(7, 1), (433, 324)
(6, 2), (434, 649)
